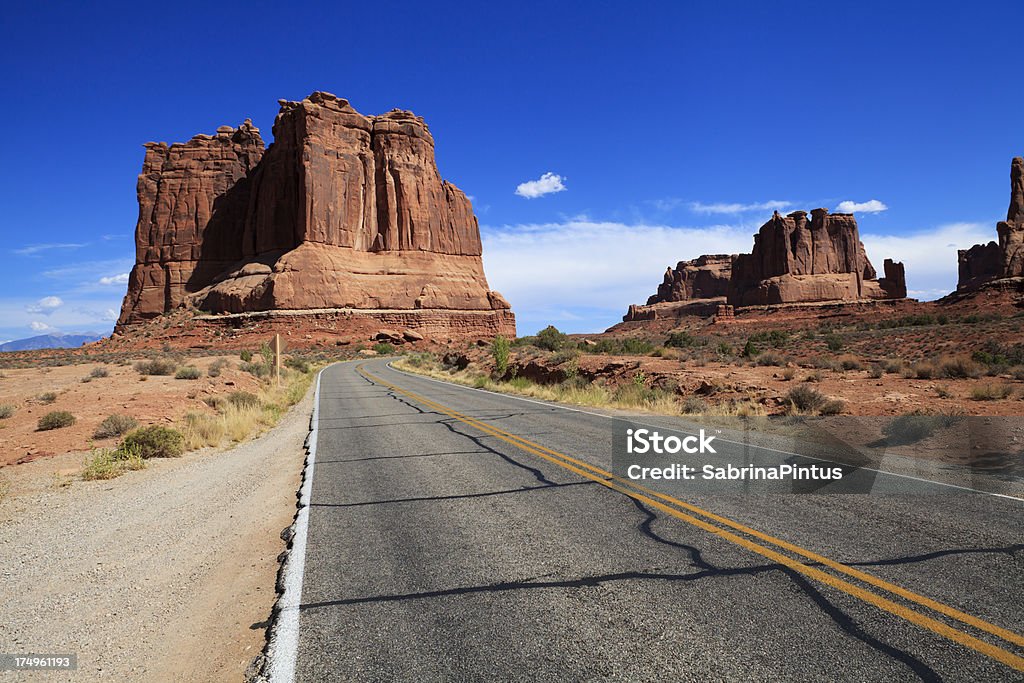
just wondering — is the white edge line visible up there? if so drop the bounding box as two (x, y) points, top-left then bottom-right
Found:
(265, 364), (327, 682)
(386, 361), (1024, 503)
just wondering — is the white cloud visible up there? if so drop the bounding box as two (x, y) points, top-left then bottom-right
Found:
(29, 321), (55, 332)
(482, 218), (756, 332)
(861, 222), (992, 302)
(26, 296), (64, 314)
(835, 199), (888, 214)
(689, 200), (792, 215)
(13, 243), (87, 256)
(103, 308), (119, 321)
(99, 273), (130, 285)
(515, 172), (567, 199)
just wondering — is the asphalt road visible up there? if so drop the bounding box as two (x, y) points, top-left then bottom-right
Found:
(291, 358), (1023, 682)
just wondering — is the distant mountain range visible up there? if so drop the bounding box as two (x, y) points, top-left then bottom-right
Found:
(0, 333), (104, 352)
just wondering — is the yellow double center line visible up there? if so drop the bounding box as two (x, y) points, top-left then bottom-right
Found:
(359, 363), (1024, 671)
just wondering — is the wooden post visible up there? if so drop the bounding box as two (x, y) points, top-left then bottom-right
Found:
(272, 333), (282, 386)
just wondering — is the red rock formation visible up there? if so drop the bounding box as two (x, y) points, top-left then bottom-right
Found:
(646, 254), (733, 305)
(997, 157), (1024, 278)
(728, 209), (905, 306)
(115, 92), (514, 339)
(956, 156), (1024, 292)
(957, 242), (1001, 292)
(117, 122), (264, 324)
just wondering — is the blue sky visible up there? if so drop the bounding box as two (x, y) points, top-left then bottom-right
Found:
(2, 1), (1021, 339)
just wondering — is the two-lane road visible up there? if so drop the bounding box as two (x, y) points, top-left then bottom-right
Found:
(282, 359), (1023, 681)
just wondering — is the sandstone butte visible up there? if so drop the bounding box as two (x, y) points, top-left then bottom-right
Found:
(624, 209), (907, 322)
(956, 156), (1024, 292)
(114, 91), (515, 341)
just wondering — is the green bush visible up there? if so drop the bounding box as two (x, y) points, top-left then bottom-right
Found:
(492, 335), (511, 375)
(121, 425), (185, 458)
(81, 445), (145, 481)
(0, 403), (15, 419)
(535, 325), (571, 351)
(240, 349), (253, 362)
(824, 333), (844, 352)
(175, 366), (201, 380)
(748, 330), (790, 348)
(373, 342), (396, 355)
(741, 340), (758, 358)
(665, 332), (698, 348)
(134, 358), (177, 376)
(38, 411), (76, 431)
(94, 414), (139, 439)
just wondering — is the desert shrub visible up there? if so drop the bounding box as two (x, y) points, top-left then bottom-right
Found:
(550, 348), (580, 365)
(621, 337), (655, 355)
(93, 414), (139, 439)
(175, 366), (201, 380)
(81, 445), (145, 480)
(787, 385), (826, 412)
(876, 314), (942, 329)
(934, 386), (953, 398)
(490, 335), (510, 376)
(38, 411), (76, 431)
(970, 384), (1013, 401)
(883, 411), (961, 445)
(403, 352), (436, 369)
(838, 356), (864, 371)
(227, 390), (260, 408)
(748, 330), (790, 348)
(208, 358), (230, 377)
(373, 342), (396, 355)
(0, 404), (15, 419)
(781, 368), (796, 381)
(90, 366), (110, 378)
(880, 358), (904, 374)
(819, 400), (845, 415)
(665, 331), (699, 348)
(259, 342), (275, 366)
(241, 361), (271, 378)
(938, 356), (984, 379)
(741, 340), (759, 358)
(906, 361), (937, 380)
(240, 349), (253, 362)
(535, 325), (571, 351)
(756, 352), (786, 367)
(682, 396), (709, 414)
(1013, 366), (1024, 381)
(134, 358), (177, 376)
(121, 425), (185, 458)
(511, 335), (538, 348)
(804, 370), (824, 383)
(285, 357), (311, 374)
(38, 391), (58, 404)
(868, 364), (884, 379)
(823, 333), (844, 352)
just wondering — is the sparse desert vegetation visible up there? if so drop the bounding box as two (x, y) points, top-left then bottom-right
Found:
(37, 410), (76, 431)
(93, 414), (139, 439)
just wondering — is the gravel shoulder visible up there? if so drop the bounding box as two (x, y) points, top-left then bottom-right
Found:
(0, 378), (314, 682)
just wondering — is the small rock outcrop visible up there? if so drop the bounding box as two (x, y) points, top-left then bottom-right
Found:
(116, 92), (515, 339)
(957, 156), (1024, 291)
(646, 254), (733, 305)
(728, 209), (905, 307)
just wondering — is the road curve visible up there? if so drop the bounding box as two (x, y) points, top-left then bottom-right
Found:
(290, 358), (1023, 682)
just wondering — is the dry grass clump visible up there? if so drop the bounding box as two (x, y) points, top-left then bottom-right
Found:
(970, 384), (1014, 401)
(174, 366), (201, 380)
(82, 445), (146, 481)
(0, 403), (15, 419)
(785, 385), (844, 415)
(38, 391), (58, 404)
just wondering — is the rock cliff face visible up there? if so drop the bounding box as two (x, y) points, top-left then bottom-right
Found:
(728, 209), (905, 307)
(646, 254), (733, 305)
(957, 156), (1024, 292)
(116, 92), (514, 339)
(118, 122), (265, 323)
